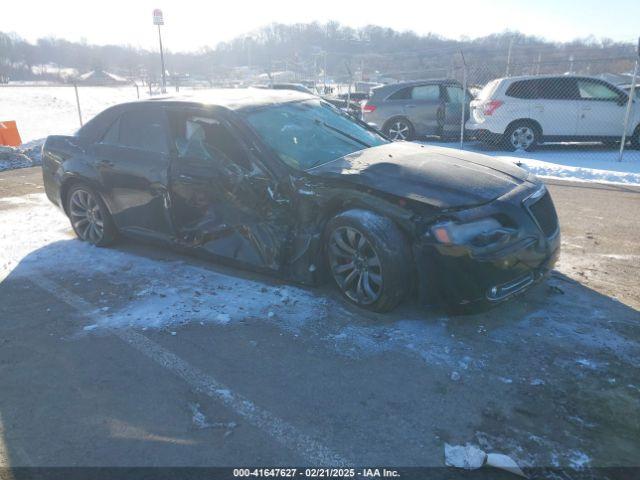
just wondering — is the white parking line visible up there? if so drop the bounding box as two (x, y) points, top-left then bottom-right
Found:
(29, 275), (349, 466)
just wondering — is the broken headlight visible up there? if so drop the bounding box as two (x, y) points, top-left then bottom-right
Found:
(429, 218), (515, 248)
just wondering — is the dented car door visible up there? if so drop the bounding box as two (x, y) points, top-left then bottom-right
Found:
(166, 107), (290, 271)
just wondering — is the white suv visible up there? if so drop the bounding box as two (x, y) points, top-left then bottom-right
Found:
(467, 75), (640, 151)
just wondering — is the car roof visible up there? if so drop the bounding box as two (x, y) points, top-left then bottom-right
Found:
(371, 79), (461, 95)
(495, 74), (616, 83)
(138, 88), (315, 111)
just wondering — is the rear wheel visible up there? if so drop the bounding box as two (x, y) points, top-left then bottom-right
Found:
(66, 184), (117, 246)
(503, 122), (540, 151)
(325, 209), (411, 312)
(384, 118), (415, 141)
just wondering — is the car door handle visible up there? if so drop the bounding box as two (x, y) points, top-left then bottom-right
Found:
(99, 159), (114, 167)
(178, 173), (197, 182)
(533, 105), (544, 111)
(406, 104), (417, 108)
(582, 106), (591, 111)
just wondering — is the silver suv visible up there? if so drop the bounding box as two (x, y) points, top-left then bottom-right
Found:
(362, 80), (471, 141)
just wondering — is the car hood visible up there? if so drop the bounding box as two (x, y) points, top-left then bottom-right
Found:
(306, 142), (532, 209)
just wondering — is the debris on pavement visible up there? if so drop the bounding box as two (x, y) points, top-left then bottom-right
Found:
(444, 443), (527, 477)
(444, 444), (486, 469)
(486, 452), (527, 477)
(0, 141), (43, 172)
(188, 402), (237, 436)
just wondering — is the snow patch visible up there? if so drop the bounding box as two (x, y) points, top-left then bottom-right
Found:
(568, 450), (591, 469)
(0, 193), (330, 332)
(423, 141), (640, 186)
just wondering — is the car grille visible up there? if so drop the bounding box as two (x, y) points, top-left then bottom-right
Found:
(528, 190), (558, 237)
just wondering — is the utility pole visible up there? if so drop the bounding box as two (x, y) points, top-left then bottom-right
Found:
(245, 37), (253, 69)
(618, 37), (640, 162)
(536, 52), (542, 75)
(505, 36), (514, 77)
(459, 50), (467, 150)
(323, 51), (327, 93)
(153, 9), (166, 93)
(569, 55), (574, 74)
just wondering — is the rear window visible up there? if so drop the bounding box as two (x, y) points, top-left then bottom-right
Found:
(119, 109), (169, 154)
(387, 87), (412, 100)
(505, 80), (539, 99)
(411, 84), (440, 101)
(476, 79), (501, 102)
(537, 78), (579, 100)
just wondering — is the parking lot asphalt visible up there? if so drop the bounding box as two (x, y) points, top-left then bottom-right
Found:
(0, 167), (639, 475)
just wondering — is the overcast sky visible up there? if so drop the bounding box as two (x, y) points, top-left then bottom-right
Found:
(2, 0), (639, 51)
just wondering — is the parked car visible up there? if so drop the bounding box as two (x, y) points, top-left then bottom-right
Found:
(322, 95), (363, 118)
(337, 92), (370, 102)
(41, 89), (559, 313)
(467, 75), (640, 151)
(256, 83), (361, 118)
(362, 79), (472, 141)
(254, 83), (316, 95)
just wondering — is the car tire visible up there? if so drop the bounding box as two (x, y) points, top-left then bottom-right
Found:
(383, 117), (415, 141)
(66, 184), (117, 247)
(325, 209), (412, 312)
(503, 121), (540, 152)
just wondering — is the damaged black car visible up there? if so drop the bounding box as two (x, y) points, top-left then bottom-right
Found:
(41, 89), (560, 312)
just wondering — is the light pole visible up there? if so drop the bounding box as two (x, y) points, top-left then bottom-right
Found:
(618, 37), (640, 162)
(153, 9), (167, 93)
(505, 36), (514, 77)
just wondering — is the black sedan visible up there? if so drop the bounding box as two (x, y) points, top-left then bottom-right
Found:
(41, 89), (560, 312)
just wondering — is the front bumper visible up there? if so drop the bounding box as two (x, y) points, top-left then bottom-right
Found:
(413, 183), (561, 308)
(466, 128), (504, 145)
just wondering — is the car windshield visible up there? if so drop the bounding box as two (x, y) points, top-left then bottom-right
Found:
(243, 99), (389, 170)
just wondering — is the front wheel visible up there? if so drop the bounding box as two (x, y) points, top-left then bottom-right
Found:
(325, 209), (412, 312)
(66, 184), (117, 246)
(503, 122), (540, 151)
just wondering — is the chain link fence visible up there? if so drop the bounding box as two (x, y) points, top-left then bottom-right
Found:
(442, 54), (640, 172)
(2, 53), (639, 183)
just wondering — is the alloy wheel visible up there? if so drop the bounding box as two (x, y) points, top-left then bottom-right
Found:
(328, 226), (383, 305)
(388, 121), (410, 141)
(69, 189), (104, 244)
(510, 126), (535, 150)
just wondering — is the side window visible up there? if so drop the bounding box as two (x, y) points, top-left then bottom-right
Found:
(100, 117), (121, 145)
(387, 87), (412, 100)
(168, 110), (253, 171)
(119, 109), (169, 154)
(538, 78), (579, 100)
(445, 86), (465, 104)
(411, 85), (440, 101)
(505, 80), (538, 99)
(577, 80), (621, 101)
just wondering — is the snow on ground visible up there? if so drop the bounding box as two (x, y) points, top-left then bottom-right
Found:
(426, 141), (640, 186)
(0, 192), (491, 372)
(0, 193), (330, 331)
(0, 85), (143, 143)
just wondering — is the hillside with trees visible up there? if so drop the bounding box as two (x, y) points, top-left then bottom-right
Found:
(1, 22), (636, 85)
